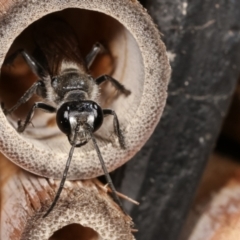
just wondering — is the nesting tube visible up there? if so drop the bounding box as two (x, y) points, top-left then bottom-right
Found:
(0, 0), (170, 179)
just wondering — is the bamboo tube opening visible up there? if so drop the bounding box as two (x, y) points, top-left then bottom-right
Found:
(0, 0), (170, 180)
(0, 7), (143, 149)
(0, 8), (142, 143)
(48, 223), (99, 240)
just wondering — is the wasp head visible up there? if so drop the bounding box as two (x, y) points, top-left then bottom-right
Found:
(56, 101), (103, 147)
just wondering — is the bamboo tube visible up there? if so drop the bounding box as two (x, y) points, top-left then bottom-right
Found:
(0, 0), (170, 180)
(186, 154), (240, 240)
(189, 178), (240, 240)
(1, 156), (135, 240)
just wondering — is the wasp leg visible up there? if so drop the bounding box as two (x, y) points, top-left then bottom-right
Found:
(103, 109), (126, 149)
(3, 49), (48, 79)
(17, 102), (56, 133)
(2, 81), (45, 116)
(95, 75), (131, 96)
(85, 42), (105, 69)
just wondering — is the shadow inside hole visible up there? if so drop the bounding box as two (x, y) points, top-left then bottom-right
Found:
(49, 223), (100, 240)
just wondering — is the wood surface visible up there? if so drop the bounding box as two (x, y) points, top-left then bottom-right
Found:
(121, 1), (240, 239)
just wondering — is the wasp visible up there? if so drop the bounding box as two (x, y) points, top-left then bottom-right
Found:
(1, 17), (131, 217)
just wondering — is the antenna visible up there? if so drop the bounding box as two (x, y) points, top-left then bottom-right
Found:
(89, 130), (126, 214)
(43, 122), (80, 218)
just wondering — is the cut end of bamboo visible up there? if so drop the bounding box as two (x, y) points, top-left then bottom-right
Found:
(1, 157), (135, 240)
(0, 0), (170, 180)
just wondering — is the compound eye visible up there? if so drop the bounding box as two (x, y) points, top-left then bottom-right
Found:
(56, 103), (71, 135)
(92, 103), (103, 132)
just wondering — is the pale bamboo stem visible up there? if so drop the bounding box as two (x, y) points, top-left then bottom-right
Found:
(1, 156), (135, 240)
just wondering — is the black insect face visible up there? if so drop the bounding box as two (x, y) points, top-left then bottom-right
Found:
(56, 101), (103, 146)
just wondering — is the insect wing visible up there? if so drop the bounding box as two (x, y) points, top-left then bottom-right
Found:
(33, 18), (87, 76)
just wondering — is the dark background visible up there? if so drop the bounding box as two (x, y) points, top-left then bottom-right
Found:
(112, 1), (240, 239)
